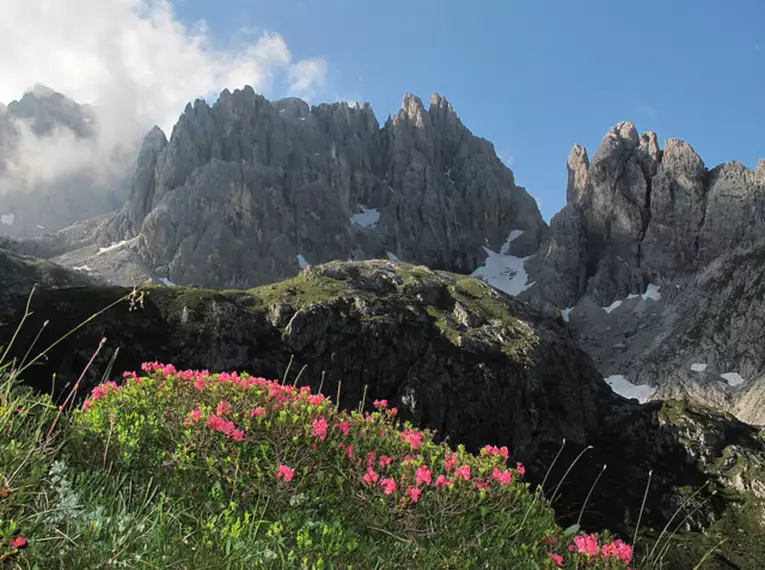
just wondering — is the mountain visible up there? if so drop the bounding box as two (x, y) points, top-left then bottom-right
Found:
(1, 257), (763, 568)
(0, 85), (130, 237)
(45, 88), (546, 289)
(524, 121), (765, 420)
(6, 86), (765, 423)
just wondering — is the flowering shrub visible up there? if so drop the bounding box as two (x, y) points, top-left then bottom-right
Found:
(65, 362), (635, 569)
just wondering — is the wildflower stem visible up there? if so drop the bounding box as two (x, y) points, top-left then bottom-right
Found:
(335, 379), (342, 412)
(633, 469), (653, 549)
(692, 537), (728, 570)
(318, 370), (325, 395)
(44, 337), (107, 447)
(539, 438), (566, 496)
(645, 480), (710, 564)
(283, 354), (295, 385)
(358, 384), (368, 413)
(292, 364), (307, 387)
(576, 464), (606, 526)
(550, 445), (593, 504)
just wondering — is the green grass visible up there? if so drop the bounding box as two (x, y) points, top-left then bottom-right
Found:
(0, 285), (716, 569)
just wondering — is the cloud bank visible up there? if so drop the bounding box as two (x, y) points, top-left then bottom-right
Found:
(0, 0), (328, 187)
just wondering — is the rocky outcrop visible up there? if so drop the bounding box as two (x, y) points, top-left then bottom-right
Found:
(99, 88), (547, 288)
(1, 259), (764, 569)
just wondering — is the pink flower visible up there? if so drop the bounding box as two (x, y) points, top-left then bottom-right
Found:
(400, 429), (423, 450)
(415, 465), (432, 486)
(380, 478), (397, 495)
(444, 453), (458, 472)
(312, 417), (328, 441)
(572, 534), (600, 557)
(388, 407), (398, 416)
(276, 464), (294, 482)
(601, 539), (632, 563)
(362, 468), (380, 486)
(365, 452), (376, 469)
(373, 399), (388, 408)
(344, 444), (355, 458)
(516, 462), (526, 477)
(407, 486), (422, 503)
(378, 455), (393, 468)
(334, 419), (351, 436)
(184, 409), (202, 426)
(434, 475), (447, 487)
(230, 429), (245, 442)
(250, 407), (267, 418)
(482, 445), (510, 463)
(454, 465), (471, 481)
(475, 479), (490, 492)
(194, 377), (206, 391)
(492, 467), (512, 486)
(547, 553), (563, 567)
(8, 536), (26, 549)
(216, 401), (232, 416)
(307, 394), (324, 406)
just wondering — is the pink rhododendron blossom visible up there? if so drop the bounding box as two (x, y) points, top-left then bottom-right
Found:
(312, 417), (328, 441)
(407, 486), (422, 503)
(547, 553), (563, 567)
(380, 478), (397, 495)
(444, 453), (458, 472)
(230, 429), (245, 442)
(8, 536), (27, 549)
(601, 539), (632, 563)
(373, 399), (388, 408)
(276, 465), (294, 482)
(250, 407), (267, 418)
(454, 465), (471, 480)
(216, 401), (232, 415)
(415, 465), (432, 486)
(334, 419), (351, 436)
(400, 429), (423, 450)
(492, 467), (512, 486)
(362, 468), (380, 486)
(516, 462), (526, 477)
(571, 534), (600, 557)
(378, 455), (393, 468)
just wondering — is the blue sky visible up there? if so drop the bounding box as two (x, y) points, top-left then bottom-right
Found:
(177, 0), (764, 220)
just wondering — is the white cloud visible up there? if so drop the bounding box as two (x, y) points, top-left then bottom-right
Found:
(0, 0), (327, 183)
(288, 59), (328, 101)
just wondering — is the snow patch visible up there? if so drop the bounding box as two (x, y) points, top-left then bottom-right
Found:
(159, 277), (176, 287)
(350, 206), (380, 228)
(72, 265), (94, 272)
(97, 237), (138, 255)
(499, 230), (525, 254)
(721, 372), (745, 387)
(1, 213), (15, 225)
(36, 224), (46, 230)
(643, 283), (662, 301)
(603, 283), (663, 313)
(297, 254), (309, 269)
(561, 307), (573, 323)
(604, 375), (656, 403)
(471, 231), (534, 297)
(386, 251), (400, 261)
(691, 363), (707, 372)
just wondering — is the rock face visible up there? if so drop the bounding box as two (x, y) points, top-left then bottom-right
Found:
(0, 85), (130, 238)
(528, 122), (765, 309)
(99, 88), (546, 288)
(1, 259), (764, 569)
(522, 122), (765, 421)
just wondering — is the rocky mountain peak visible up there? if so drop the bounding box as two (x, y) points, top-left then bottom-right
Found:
(87, 87), (547, 289)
